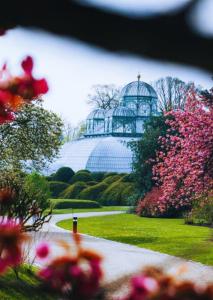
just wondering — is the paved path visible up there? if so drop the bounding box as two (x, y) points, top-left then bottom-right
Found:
(29, 211), (213, 284)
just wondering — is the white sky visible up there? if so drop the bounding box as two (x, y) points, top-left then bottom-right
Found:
(0, 0), (212, 126)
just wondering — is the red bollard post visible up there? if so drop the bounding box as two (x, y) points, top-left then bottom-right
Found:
(73, 216), (78, 234)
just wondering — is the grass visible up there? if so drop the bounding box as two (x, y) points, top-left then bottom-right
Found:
(58, 214), (213, 266)
(52, 205), (129, 214)
(0, 266), (56, 300)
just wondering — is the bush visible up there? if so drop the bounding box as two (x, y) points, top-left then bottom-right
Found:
(120, 173), (135, 183)
(91, 172), (106, 182)
(52, 199), (101, 209)
(60, 182), (88, 199)
(24, 172), (51, 209)
(53, 167), (75, 183)
(102, 175), (122, 185)
(100, 181), (135, 205)
(185, 194), (213, 226)
(136, 187), (186, 218)
(79, 182), (108, 201)
(71, 171), (93, 183)
(103, 172), (118, 178)
(49, 181), (69, 198)
(86, 181), (98, 186)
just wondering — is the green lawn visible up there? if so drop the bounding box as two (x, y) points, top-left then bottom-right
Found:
(52, 206), (129, 214)
(58, 214), (213, 266)
(0, 267), (56, 300)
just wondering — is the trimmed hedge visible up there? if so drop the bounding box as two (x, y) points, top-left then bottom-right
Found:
(79, 182), (108, 201)
(60, 181), (88, 199)
(52, 199), (101, 209)
(100, 182), (135, 205)
(102, 175), (122, 185)
(71, 171), (93, 183)
(91, 172), (106, 182)
(103, 172), (118, 178)
(53, 167), (75, 183)
(49, 181), (69, 198)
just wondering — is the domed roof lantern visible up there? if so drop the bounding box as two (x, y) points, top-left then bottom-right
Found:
(120, 75), (157, 99)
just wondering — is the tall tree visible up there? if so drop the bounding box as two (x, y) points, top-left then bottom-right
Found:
(131, 115), (169, 198)
(87, 84), (120, 110)
(153, 88), (213, 211)
(0, 101), (63, 171)
(152, 77), (191, 112)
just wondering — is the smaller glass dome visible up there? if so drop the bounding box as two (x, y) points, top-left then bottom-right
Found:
(87, 108), (105, 120)
(121, 80), (157, 98)
(105, 106), (135, 118)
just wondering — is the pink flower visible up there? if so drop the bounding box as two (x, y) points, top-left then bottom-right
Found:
(36, 243), (50, 259)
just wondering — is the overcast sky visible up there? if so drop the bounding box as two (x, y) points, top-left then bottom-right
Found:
(0, 0), (212, 126)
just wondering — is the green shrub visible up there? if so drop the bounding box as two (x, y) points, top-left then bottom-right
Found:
(102, 175), (122, 185)
(49, 181), (69, 198)
(100, 182), (135, 205)
(86, 181), (98, 186)
(91, 172), (106, 182)
(185, 195), (213, 226)
(52, 199), (101, 209)
(120, 173), (135, 183)
(78, 169), (91, 173)
(71, 171), (93, 183)
(53, 167), (75, 183)
(79, 182), (108, 201)
(60, 181), (88, 199)
(103, 172), (118, 178)
(24, 172), (51, 209)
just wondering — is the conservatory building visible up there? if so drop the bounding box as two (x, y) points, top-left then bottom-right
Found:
(48, 76), (159, 174)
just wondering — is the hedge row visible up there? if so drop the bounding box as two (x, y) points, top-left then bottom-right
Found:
(51, 199), (101, 209)
(48, 170), (136, 206)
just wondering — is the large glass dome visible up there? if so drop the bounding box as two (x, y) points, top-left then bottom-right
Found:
(47, 137), (135, 174)
(120, 80), (157, 98)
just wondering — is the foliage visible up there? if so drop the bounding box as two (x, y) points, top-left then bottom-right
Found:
(52, 205), (129, 214)
(24, 172), (50, 209)
(100, 181), (135, 205)
(102, 175), (121, 185)
(53, 167), (75, 183)
(79, 182), (108, 201)
(103, 172), (118, 178)
(0, 266), (56, 300)
(185, 193), (213, 226)
(135, 187), (183, 218)
(49, 181), (69, 198)
(71, 171), (93, 183)
(153, 88), (213, 211)
(87, 84), (120, 110)
(131, 115), (169, 197)
(0, 170), (51, 232)
(51, 199), (101, 209)
(0, 56), (48, 124)
(60, 182), (88, 199)
(58, 214), (213, 265)
(91, 172), (106, 182)
(0, 102), (63, 171)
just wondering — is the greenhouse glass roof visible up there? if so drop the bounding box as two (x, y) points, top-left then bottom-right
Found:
(48, 137), (136, 174)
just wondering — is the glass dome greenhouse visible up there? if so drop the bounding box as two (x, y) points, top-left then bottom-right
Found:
(48, 137), (135, 173)
(49, 77), (159, 174)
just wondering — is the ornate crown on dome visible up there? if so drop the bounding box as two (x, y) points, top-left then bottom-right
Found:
(87, 108), (105, 120)
(105, 106), (135, 118)
(120, 75), (157, 98)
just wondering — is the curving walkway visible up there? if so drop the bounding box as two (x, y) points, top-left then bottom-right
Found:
(30, 211), (213, 284)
